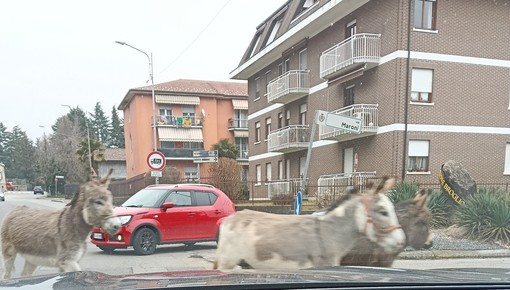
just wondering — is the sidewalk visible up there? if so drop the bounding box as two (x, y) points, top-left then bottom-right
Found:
(398, 249), (510, 260)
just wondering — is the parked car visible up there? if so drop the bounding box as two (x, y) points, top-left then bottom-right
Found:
(90, 183), (236, 255)
(5, 182), (14, 191)
(0, 190), (4, 201)
(33, 186), (44, 195)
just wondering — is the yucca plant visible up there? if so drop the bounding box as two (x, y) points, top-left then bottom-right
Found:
(454, 187), (510, 243)
(387, 181), (420, 204)
(427, 190), (454, 228)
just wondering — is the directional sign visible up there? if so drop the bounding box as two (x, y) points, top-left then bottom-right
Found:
(147, 151), (166, 171)
(193, 156), (218, 163)
(315, 110), (362, 133)
(193, 150), (218, 157)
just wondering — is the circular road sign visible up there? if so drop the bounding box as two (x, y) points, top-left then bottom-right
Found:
(147, 151), (166, 171)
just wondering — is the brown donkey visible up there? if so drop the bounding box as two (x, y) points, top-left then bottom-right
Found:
(340, 189), (433, 267)
(1, 170), (121, 279)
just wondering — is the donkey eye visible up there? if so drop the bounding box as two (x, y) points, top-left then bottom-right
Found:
(95, 200), (104, 206)
(378, 210), (389, 216)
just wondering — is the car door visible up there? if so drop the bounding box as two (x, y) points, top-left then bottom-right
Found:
(192, 190), (222, 239)
(159, 190), (195, 241)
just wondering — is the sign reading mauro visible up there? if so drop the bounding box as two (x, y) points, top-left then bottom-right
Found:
(438, 160), (477, 206)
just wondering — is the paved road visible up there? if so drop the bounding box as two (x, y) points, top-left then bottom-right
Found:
(1, 192), (509, 278)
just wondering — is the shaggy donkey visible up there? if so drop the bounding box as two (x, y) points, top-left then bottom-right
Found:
(1, 170), (121, 279)
(340, 189), (433, 267)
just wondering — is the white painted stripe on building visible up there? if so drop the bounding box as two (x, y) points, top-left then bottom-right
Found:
(248, 151), (283, 162)
(380, 50), (510, 68)
(248, 103), (283, 120)
(378, 124), (510, 135)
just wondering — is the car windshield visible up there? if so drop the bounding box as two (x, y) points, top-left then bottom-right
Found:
(122, 189), (168, 208)
(2, 0), (510, 288)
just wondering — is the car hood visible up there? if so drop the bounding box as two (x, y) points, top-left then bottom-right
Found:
(1, 267), (509, 289)
(113, 206), (153, 216)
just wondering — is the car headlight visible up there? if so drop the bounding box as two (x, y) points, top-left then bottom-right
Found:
(118, 215), (133, 225)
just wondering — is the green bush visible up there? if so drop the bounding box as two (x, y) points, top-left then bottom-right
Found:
(427, 190), (454, 228)
(387, 181), (420, 204)
(454, 187), (510, 243)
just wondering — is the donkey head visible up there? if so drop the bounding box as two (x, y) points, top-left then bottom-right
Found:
(75, 169), (121, 235)
(395, 189), (433, 249)
(359, 177), (406, 254)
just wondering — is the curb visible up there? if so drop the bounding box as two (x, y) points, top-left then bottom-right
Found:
(398, 249), (510, 260)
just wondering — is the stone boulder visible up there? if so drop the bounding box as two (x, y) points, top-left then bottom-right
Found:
(439, 160), (477, 206)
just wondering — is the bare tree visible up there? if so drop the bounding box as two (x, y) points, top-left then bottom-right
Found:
(207, 157), (243, 200)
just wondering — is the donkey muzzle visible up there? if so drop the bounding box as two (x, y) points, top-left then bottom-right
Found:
(102, 216), (122, 235)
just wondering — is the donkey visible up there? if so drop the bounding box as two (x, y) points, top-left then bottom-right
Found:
(1, 170), (121, 279)
(340, 189), (433, 267)
(214, 177), (405, 270)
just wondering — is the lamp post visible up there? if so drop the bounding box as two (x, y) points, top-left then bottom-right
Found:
(61, 105), (93, 176)
(116, 41), (158, 184)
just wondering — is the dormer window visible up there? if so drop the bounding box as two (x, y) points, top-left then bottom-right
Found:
(266, 18), (282, 45)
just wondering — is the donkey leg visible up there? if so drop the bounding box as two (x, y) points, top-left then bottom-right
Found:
(20, 261), (37, 277)
(2, 242), (17, 279)
(58, 260), (81, 273)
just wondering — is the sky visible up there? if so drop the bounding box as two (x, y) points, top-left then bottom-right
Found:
(0, 0), (287, 141)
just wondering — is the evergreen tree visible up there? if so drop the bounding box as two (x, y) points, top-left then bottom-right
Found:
(5, 126), (35, 180)
(90, 102), (110, 145)
(0, 123), (9, 166)
(211, 139), (239, 160)
(109, 106), (125, 148)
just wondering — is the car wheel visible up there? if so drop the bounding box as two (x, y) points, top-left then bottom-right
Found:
(183, 242), (196, 247)
(98, 246), (115, 254)
(132, 228), (157, 255)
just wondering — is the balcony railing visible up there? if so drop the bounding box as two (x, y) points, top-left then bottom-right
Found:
(319, 104), (378, 141)
(268, 125), (309, 153)
(157, 115), (203, 127)
(320, 33), (381, 80)
(317, 171), (377, 198)
(267, 70), (310, 104)
(267, 178), (302, 199)
(158, 148), (202, 159)
(237, 150), (248, 160)
(228, 118), (248, 130)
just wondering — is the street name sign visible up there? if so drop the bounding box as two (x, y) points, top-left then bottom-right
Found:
(315, 110), (362, 133)
(193, 150), (218, 163)
(147, 151), (166, 171)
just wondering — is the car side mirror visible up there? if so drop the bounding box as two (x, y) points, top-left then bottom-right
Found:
(162, 202), (174, 211)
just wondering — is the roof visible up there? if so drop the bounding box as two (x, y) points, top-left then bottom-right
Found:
(103, 148), (126, 161)
(118, 79), (248, 110)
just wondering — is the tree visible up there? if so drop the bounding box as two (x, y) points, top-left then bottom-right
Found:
(90, 102), (110, 144)
(207, 157), (243, 200)
(5, 126), (35, 180)
(76, 137), (104, 176)
(211, 139), (239, 160)
(109, 106), (125, 148)
(0, 123), (10, 166)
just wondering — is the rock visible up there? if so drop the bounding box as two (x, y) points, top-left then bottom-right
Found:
(439, 160), (477, 206)
(445, 225), (468, 239)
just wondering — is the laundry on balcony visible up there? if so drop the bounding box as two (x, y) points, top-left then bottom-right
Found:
(183, 117), (192, 127)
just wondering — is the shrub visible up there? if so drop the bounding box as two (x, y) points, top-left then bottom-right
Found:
(454, 187), (510, 243)
(427, 190), (454, 228)
(387, 181), (420, 204)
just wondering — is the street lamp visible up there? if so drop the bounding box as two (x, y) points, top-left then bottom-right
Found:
(61, 105), (93, 176)
(115, 41), (157, 153)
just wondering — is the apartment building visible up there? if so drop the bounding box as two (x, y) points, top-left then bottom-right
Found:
(118, 79), (248, 180)
(230, 0), (510, 199)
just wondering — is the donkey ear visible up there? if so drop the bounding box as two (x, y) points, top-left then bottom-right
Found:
(99, 169), (113, 186)
(414, 189), (429, 208)
(372, 176), (396, 195)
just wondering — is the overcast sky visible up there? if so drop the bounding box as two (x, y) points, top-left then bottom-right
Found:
(0, 0), (286, 140)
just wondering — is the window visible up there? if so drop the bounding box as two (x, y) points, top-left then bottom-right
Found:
(265, 70), (271, 96)
(505, 143), (510, 174)
(278, 160), (283, 180)
(166, 191), (192, 206)
(299, 49), (307, 71)
(285, 159), (290, 179)
(248, 32), (261, 58)
(182, 105), (196, 126)
(414, 0), (437, 30)
(266, 163), (272, 182)
(299, 103), (307, 125)
(266, 18), (282, 44)
(299, 156), (306, 178)
(285, 110), (290, 126)
(158, 105), (172, 124)
(265, 117), (271, 140)
(233, 109), (248, 128)
(408, 140), (430, 172)
(411, 68), (433, 102)
(255, 77), (260, 99)
(294, 0), (318, 18)
(279, 58), (290, 75)
(256, 164), (262, 184)
(194, 191), (218, 206)
(184, 166), (198, 181)
(346, 19), (357, 38)
(278, 112), (283, 129)
(344, 85), (355, 106)
(255, 121), (261, 142)
(235, 137), (248, 159)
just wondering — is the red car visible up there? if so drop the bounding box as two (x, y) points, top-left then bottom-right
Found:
(90, 183), (236, 255)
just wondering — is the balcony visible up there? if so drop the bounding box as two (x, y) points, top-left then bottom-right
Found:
(267, 70), (310, 104)
(319, 104), (378, 141)
(157, 148), (202, 160)
(320, 33), (381, 80)
(228, 118), (248, 130)
(266, 178), (302, 199)
(157, 115), (203, 128)
(236, 150), (249, 163)
(268, 125), (309, 153)
(317, 171), (376, 198)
